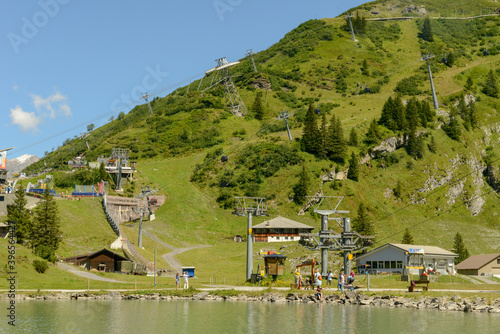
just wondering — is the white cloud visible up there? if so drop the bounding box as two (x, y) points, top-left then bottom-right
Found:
(12, 85), (18, 91)
(9, 106), (41, 132)
(30, 91), (72, 118)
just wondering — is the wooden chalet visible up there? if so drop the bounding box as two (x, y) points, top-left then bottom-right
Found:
(62, 248), (129, 273)
(253, 216), (314, 243)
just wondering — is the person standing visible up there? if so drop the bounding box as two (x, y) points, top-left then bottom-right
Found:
(313, 269), (322, 288)
(338, 271), (344, 293)
(327, 271), (333, 288)
(183, 271), (189, 289)
(175, 273), (180, 289)
(347, 270), (355, 285)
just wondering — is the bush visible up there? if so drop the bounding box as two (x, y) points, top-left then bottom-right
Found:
(33, 260), (49, 273)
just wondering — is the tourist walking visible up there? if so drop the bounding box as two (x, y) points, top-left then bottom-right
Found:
(175, 273), (180, 289)
(183, 271), (189, 289)
(338, 271), (345, 293)
(313, 269), (322, 288)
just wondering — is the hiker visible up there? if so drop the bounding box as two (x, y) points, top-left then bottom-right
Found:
(183, 271), (189, 289)
(294, 269), (303, 289)
(175, 273), (180, 289)
(313, 269), (322, 288)
(347, 270), (355, 285)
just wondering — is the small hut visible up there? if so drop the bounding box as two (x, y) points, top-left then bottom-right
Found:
(264, 253), (287, 276)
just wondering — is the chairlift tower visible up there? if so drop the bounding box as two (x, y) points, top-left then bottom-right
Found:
(246, 49), (258, 73)
(206, 57), (248, 116)
(299, 196), (373, 276)
(347, 14), (358, 42)
(278, 111), (293, 141)
(421, 53), (439, 110)
(233, 197), (269, 281)
(141, 93), (153, 115)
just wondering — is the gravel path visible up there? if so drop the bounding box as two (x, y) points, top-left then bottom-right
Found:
(57, 262), (126, 283)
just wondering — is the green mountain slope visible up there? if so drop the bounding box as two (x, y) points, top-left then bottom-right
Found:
(20, 0), (500, 272)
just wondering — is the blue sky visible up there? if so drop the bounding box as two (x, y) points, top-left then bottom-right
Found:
(0, 0), (365, 159)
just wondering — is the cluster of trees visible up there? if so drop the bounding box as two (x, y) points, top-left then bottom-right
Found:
(301, 104), (347, 163)
(345, 11), (366, 35)
(379, 96), (435, 132)
(7, 185), (62, 262)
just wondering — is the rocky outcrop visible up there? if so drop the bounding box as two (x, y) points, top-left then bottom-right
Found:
(401, 5), (427, 15)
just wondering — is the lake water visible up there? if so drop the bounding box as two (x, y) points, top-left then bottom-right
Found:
(1, 299), (499, 333)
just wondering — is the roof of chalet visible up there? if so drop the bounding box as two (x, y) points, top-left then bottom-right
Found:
(456, 254), (500, 270)
(252, 216), (314, 230)
(62, 248), (129, 263)
(357, 243), (458, 261)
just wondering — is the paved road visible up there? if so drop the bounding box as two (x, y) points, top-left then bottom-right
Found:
(57, 262), (126, 283)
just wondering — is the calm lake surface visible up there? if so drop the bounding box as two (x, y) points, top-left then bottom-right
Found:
(2, 299), (499, 333)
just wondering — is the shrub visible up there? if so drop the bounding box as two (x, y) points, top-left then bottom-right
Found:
(33, 260), (49, 273)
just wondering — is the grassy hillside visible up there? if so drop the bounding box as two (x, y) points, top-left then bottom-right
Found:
(10, 1), (500, 286)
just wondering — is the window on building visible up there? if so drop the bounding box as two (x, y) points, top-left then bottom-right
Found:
(497, 258), (500, 264)
(397, 261), (403, 269)
(378, 261), (384, 269)
(391, 261), (397, 269)
(385, 261), (390, 269)
(371, 261), (377, 269)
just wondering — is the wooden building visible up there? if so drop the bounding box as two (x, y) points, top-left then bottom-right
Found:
(62, 248), (129, 273)
(264, 253), (287, 276)
(456, 254), (500, 276)
(253, 216), (314, 242)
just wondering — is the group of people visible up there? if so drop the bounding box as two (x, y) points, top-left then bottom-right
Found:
(175, 272), (190, 289)
(294, 268), (356, 299)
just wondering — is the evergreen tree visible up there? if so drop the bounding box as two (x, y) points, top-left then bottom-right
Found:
(251, 91), (265, 120)
(446, 52), (455, 67)
(327, 115), (347, 163)
(352, 203), (374, 236)
(406, 129), (424, 159)
(421, 17), (434, 42)
(393, 95), (407, 131)
(401, 228), (414, 244)
(98, 162), (108, 182)
(319, 114), (329, 159)
(442, 108), (461, 141)
(348, 127), (358, 147)
(465, 76), (474, 92)
(483, 69), (499, 98)
(347, 152), (359, 182)
(405, 97), (420, 131)
(393, 180), (403, 198)
(293, 165), (309, 205)
(6, 184), (32, 245)
(452, 232), (470, 264)
(428, 135), (437, 153)
(364, 119), (381, 145)
(418, 100), (434, 128)
(31, 185), (62, 262)
(361, 59), (369, 76)
(379, 97), (397, 130)
(301, 104), (321, 155)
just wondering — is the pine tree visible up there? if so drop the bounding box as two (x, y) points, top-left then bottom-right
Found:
(327, 115), (346, 163)
(393, 95), (407, 131)
(428, 135), (437, 153)
(6, 184), (32, 245)
(347, 152), (359, 182)
(421, 17), (434, 42)
(293, 165), (309, 205)
(352, 203), (374, 236)
(319, 114), (329, 159)
(301, 104), (321, 155)
(452, 232), (470, 264)
(401, 228), (414, 244)
(31, 185), (62, 262)
(418, 100), (434, 128)
(98, 162), (108, 182)
(379, 96), (396, 130)
(361, 60), (369, 76)
(442, 108), (461, 141)
(446, 52), (455, 67)
(405, 97), (420, 132)
(483, 69), (499, 98)
(364, 119), (381, 145)
(251, 91), (265, 120)
(465, 76), (474, 92)
(348, 127), (358, 147)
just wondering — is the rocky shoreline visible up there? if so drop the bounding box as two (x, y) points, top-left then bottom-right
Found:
(4, 290), (500, 314)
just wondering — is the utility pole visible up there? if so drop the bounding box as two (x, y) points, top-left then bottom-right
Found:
(138, 207), (144, 248)
(215, 57), (248, 116)
(233, 197), (268, 281)
(420, 53), (439, 110)
(278, 111), (293, 141)
(246, 49), (258, 73)
(347, 14), (357, 42)
(299, 196), (373, 276)
(141, 92), (153, 115)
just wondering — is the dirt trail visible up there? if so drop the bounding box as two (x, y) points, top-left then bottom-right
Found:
(57, 262), (126, 283)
